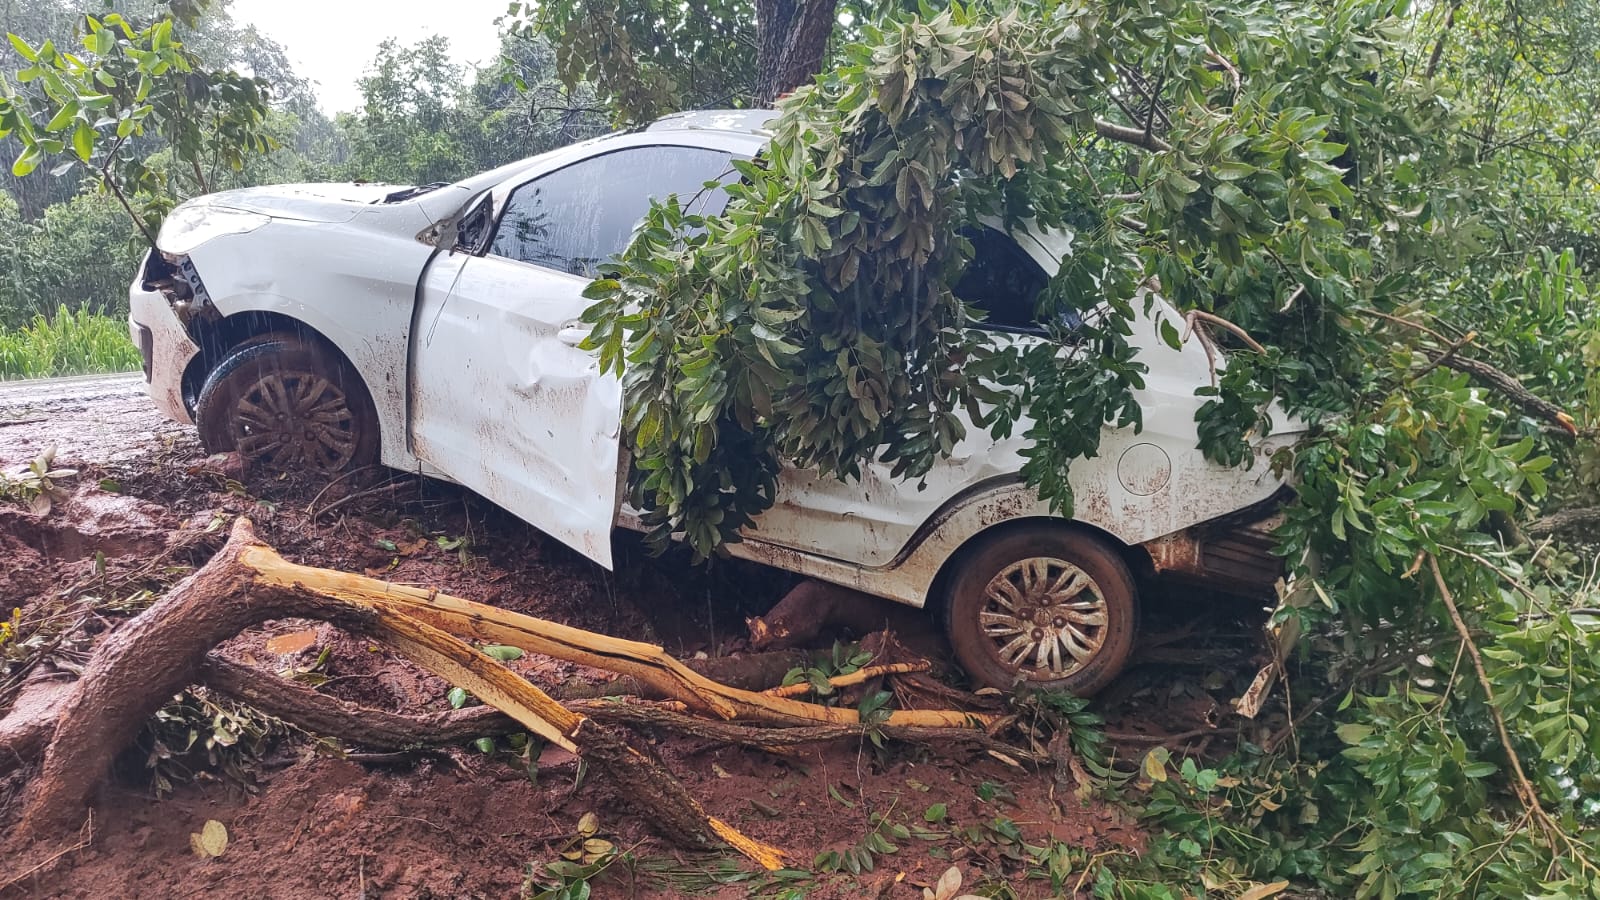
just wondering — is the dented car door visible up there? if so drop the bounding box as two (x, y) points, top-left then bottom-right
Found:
(408, 143), (733, 567)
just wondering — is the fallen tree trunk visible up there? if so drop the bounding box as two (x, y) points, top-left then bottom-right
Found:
(9, 518), (994, 870)
(11, 519), (782, 867)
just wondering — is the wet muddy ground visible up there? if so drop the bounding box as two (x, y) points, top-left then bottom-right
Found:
(0, 377), (1268, 899)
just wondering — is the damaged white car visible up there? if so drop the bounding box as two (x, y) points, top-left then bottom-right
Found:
(129, 109), (1301, 695)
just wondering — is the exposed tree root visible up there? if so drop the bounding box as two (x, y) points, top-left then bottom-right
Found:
(5, 518), (997, 871)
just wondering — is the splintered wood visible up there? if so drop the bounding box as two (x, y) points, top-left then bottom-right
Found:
(13, 518), (997, 872)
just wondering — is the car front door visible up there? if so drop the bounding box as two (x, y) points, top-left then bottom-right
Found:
(408, 143), (733, 567)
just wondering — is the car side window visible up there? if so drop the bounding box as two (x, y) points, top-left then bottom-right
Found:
(488, 145), (732, 277)
(953, 227), (1080, 337)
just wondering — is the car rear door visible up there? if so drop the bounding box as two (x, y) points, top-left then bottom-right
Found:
(408, 143), (733, 568)
(739, 227), (1064, 566)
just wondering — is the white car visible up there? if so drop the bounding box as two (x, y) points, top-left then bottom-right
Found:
(129, 110), (1301, 694)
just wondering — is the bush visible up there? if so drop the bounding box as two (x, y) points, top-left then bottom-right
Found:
(0, 306), (141, 380)
(0, 190), (143, 330)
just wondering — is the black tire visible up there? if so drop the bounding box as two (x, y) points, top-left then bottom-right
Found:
(940, 525), (1138, 695)
(195, 334), (379, 474)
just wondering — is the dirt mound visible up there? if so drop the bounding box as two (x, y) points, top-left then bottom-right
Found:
(0, 483), (174, 564)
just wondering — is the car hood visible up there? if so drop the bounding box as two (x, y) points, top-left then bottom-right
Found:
(189, 183), (413, 223)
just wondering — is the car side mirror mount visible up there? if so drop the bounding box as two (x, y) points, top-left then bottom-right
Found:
(451, 197), (492, 256)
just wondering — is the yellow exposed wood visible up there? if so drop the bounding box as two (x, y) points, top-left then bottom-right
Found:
(764, 661), (931, 698)
(364, 606), (580, 754)
(237, 542), (997, 731)
(708, 817), (785, 870)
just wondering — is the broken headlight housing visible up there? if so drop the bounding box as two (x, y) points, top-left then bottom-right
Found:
(158, 205), (271, 255)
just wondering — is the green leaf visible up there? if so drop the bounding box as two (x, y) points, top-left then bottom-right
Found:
(8, 33), (37, 61)
(1159, 318), (1181, 350)
(44, 102), (79, 133)
(482, 644), (524, 662)
(447, 687), (469, 709)
(72, 121), (94, 162)
(1335, 723), (1374, 745)
(12, 146), (41, 177)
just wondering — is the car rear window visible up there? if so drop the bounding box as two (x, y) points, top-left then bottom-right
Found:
(489, 145), (732, 277)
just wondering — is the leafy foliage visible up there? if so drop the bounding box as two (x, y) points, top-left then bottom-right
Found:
(0, 446), (77, 514)
(0, 306), (141, 379)
(0, 0), (274, 244)
(581, 0), (1600, 895)
(580, 0), (1368, 552)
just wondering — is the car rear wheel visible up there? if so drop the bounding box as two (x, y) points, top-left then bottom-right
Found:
(941, 525), (1138, 695)
(195, 334), (379, 474)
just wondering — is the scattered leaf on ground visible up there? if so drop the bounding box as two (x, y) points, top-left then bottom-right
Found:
(189, 819), (228, 859)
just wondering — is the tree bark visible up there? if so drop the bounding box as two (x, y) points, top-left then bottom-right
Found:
(1528, 506), (1600, 538)
(11, 520), (784, 868)
(754, 0), (839, 103)
(8, 518), (993, 868)
(15, 525), (346, 837)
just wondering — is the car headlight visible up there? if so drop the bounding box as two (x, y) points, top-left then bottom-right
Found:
(158, 205), (271, 255)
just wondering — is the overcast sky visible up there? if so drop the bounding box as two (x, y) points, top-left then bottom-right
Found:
(227, 0), (512, 114)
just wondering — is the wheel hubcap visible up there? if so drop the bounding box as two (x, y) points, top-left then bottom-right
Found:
(979, 557), (1108, 679)
(230, 370), (358, 472)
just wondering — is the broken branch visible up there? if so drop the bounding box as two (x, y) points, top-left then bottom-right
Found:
(11, 518), (997, 871)
(763, 662), (931, 698)
(1186, 309), (1266, 354)
(236, 540), (996, 731)
(1093, 117), (1172, 153)
(11, 519), (786, 868)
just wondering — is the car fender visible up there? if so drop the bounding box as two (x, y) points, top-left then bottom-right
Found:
(180, 211), (435, 471)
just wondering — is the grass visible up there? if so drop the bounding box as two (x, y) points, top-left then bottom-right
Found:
(0, 306), (141, 380)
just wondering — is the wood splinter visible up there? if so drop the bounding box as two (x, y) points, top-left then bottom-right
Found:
(7, 518), (999, 873)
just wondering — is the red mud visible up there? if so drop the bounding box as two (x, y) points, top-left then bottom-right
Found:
(0, 385), (1265, 899)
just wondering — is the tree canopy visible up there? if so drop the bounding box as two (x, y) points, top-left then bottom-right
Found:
(3, 0), (1600, 894)
(577, 0), (1600, 893)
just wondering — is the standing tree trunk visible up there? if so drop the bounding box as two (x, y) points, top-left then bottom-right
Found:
(754, 0), (840, 103)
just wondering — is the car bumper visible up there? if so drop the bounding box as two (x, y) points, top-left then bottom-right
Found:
(128, 275), (200, 426)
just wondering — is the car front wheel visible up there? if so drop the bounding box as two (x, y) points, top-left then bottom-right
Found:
(195, 334), (379, 474)
(941, 525), (1138, 696)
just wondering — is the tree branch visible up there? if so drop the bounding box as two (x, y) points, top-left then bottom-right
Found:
(1527, 507), (1600, 538)
(1094, 117), (1172, 153)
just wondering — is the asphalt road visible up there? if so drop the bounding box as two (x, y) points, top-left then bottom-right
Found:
(0, 371), (193, 467)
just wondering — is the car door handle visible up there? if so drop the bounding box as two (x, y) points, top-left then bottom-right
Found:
(557, 326), (591, 346)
